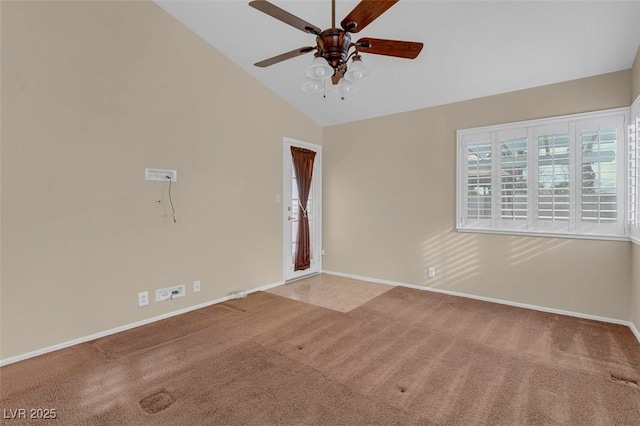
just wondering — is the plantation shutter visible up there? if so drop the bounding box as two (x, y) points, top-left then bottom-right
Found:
(461, 133), (492, 229)
(576, 116), (624, 236)
(630, 115), (640, 232)
(457, 109), (627, 239)
(535, 124), (572, 233)
(498, 130), (529, 230)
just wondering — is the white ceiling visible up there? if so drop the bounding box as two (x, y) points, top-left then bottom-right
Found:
(156, 0), (640, 126)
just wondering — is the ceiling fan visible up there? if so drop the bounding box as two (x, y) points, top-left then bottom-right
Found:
(249, 0), (423, 96)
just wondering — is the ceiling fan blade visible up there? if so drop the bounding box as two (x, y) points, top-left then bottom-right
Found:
(254, 46), (316, 68)
(249, 0), (321, 35)
(341, 0), (399, 33)
(356, 38), (423, 59)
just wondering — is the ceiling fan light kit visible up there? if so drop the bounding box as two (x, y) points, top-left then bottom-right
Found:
(301, 78), (323, 93)
(334, 79), (357, 100)
(306, 56), (334, 80)
(249, 0), (423, 100)
(344, 54), (370, 82)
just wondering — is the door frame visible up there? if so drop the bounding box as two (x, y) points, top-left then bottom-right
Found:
(283, 137), (322, 282)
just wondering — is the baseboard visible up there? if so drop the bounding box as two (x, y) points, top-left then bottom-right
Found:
(248, 280), (286, 293)
(0, 279), (285, 367)
(322, 270), (639, 337)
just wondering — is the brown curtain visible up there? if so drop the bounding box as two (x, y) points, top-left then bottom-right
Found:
(291, 146), (316, 271)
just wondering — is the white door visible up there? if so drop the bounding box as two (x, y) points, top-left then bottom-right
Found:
(284, 138), (322, 281)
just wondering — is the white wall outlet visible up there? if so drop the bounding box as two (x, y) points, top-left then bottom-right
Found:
(145, 168), (177, 182)
(321, 249), (325, 256)
(428, 267), (436, 278)
(155, 284), (186, 302)
(193, 280), (201, 293)
(138, 291), (149, 307)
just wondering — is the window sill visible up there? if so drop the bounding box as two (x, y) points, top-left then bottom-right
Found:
(456, 227), (630, 242)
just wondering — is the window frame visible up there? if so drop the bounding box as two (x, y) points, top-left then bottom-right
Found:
(457, 107), (629, 241)
(629, 97), (640, 244)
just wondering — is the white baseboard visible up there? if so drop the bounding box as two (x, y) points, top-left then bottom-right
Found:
(248, 280), (285, 293)
(322, 270), (639, 341)
(0, 280), (285, 367)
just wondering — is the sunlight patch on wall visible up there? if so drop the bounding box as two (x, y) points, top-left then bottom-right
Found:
(420, 230), (480, 287)
(508, 236), (571, 266)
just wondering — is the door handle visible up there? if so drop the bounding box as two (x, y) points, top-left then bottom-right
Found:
(288, 216), (294, 221)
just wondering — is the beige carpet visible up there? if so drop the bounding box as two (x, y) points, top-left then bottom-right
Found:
(1, 287), (639, 425)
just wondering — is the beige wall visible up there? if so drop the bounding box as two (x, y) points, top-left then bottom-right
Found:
(0, 1), (322, 359)
(632, 45), (640, 101)
(323, 71), (632, 320)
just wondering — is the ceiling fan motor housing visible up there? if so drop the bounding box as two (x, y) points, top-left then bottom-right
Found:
(316, 29), (351, 69)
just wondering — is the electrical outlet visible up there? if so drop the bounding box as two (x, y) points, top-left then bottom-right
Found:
(138, 291), (149, 307)
(193, 280), (201, 293)
(155, 284), (186, 302)
(428, 267), (436, 278)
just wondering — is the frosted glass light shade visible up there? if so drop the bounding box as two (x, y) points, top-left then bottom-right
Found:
(306, 57), (333, 80)
(344, 57), (370, 82)
(301, 78), (323, 93)
(333, 79), (357, 98)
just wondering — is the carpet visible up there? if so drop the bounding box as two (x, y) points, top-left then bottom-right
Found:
(1, 287), (639, 425)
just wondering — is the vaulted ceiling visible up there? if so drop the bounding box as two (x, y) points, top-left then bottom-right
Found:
(156, 1), (640, 126)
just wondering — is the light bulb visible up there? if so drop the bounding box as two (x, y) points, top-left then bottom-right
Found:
(344, 55), (370, 82)
(333, 79), (357, 99)
(301, 78), (323, 93)
(306, 57), (333, 80)
(314, 67), (327, 78)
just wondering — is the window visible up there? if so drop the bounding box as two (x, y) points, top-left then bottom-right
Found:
(466, 139), (492, 222)
(500, 136), (528, 223)
(537, 129), (570, 227)
(457, 109), (627, 240)
(630, 112), (640, 241)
